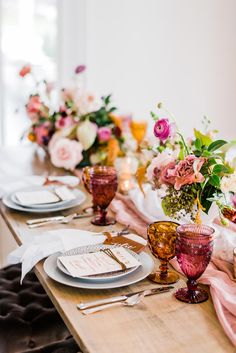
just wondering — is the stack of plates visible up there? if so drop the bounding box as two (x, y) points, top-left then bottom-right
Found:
(43, 244), (154, 289)
(2, 186), (86, 213)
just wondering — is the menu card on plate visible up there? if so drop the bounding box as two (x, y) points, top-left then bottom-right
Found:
(15, 190), (60, 205)
(54, 186), (76, 201)
(58, 247), (141, 277)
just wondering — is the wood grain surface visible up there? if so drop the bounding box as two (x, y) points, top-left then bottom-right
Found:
(0, 146), (235, 353)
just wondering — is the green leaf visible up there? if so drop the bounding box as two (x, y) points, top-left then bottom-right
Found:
(209, 175), (221, 187)
(194, 129), (213, 147)
(212, 164), (230, 174)
(194, 138), (202, 150)
(202, 150), (212, 157)
(150, 111), (159, 121)
(161, 199), (171, 216)
(208, 140), (227, 152)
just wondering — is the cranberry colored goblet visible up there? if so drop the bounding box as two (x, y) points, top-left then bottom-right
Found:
(82, 166), (99, 213)
(147, 221), (180, 285)
(90, 166), (118, 226)
(175, 224), (214, 304)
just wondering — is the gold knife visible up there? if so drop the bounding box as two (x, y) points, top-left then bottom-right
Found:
(77, 286), (174, 310)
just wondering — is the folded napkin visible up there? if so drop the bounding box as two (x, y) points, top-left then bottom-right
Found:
(7, 229), (146, 283)
(110, 184), (236, 347)
(0, 175), (80, 199)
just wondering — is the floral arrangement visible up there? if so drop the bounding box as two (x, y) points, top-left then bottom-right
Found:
(19, 64), (125, 170)
(143, 103), (235, 223)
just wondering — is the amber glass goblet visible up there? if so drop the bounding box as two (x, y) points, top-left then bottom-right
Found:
(90, 166), (118, 226)
(130, 120), (147, 152)
(175, 224), (214, 304)
(147, 221), (179, 284)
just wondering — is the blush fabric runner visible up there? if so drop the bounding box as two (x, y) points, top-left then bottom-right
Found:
(110, 191), (236, 347)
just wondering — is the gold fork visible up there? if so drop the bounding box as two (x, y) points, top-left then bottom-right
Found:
(101, 249), (127, 271)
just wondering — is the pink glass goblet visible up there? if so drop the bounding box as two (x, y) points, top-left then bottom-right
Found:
(175, 224), (214, 304)
(90, 166), (118, 226)
(82, 166), (99, 214)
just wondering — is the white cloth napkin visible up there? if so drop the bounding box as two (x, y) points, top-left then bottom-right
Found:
(7, 229), (147, 283)
(0, 175), (80, 199)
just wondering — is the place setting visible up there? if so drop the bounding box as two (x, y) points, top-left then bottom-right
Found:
(1, 175), (88, 215)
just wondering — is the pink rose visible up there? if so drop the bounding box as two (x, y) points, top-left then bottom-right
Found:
(55, 116), (74, 129)
(154, 118), (174, 142)
(170, 155), (205, 190)
(159, 162), (177, 186)
(49, 138), (83, 171)
(98, 127), (112, 142)
(19, 64), (31, 77)
(146, 149), (179, 182)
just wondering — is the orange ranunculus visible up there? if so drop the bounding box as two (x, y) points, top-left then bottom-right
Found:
(19, 65), (31, 77)
(28, 132), (36, 142)
(107, 138), (120, 166)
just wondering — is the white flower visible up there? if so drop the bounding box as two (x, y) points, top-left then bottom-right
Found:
(49, 137), (83, 171)
(220, 172), (236, 193)
(76, 120), (97, 151)
(76, 92), (102, 116)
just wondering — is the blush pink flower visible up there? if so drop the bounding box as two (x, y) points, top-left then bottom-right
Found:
(55, 116), (74, 129)
(98, 127), (112, 142)
(34, 123), (51, 146)
(146, 149), (179, 182)
(159, 161), (177, 186)
(231, 194), (236, 209)
(19, 64), (31, 77)
(169, 155), (205, 190)
(26, 95), (42, 122)
(49, 138), (83, 171)
(154, 118), (173, 142)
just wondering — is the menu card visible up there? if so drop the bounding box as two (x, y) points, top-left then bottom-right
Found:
(15, 190), (60, 205)
(58, 247), (141, 277)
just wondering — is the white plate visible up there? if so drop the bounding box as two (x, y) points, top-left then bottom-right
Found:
(44, 250), (154, 289)
(2, 189), (86, 213)
(11, 186), (81, 209)
(57, 244), (140, 281)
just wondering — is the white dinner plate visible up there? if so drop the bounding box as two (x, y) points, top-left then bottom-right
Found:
(11, 186), (81, 209)
(57, 244), (140, 281)
(44, 250), (154, 289)
(2, 189), (86, 213)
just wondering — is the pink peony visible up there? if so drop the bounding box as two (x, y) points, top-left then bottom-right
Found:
(169, 155), (205, 190)
(19, 64), (31, 77)
(55, 116), (74, 129)
(98, 127), (112, 142)
(49, 138), (83, 171)
(154, 118), (173, 142)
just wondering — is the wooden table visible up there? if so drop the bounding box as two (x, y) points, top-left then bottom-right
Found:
(0, 146), (235, 353)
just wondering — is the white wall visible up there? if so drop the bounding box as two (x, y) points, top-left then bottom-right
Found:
(85, 0), (236, 140)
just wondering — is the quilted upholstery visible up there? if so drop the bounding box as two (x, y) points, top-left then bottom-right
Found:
(0, 264), (79, 353)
